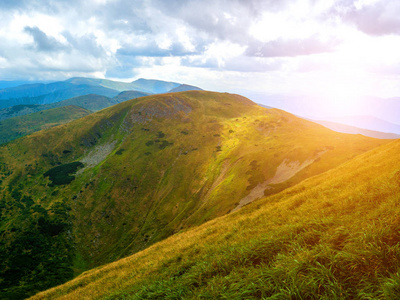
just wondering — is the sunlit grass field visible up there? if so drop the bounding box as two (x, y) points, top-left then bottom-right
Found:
(0, 91), (395, 298)
(30, 137), (400, 299)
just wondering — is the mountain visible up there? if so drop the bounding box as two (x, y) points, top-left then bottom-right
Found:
(258, 103), (274, 109)
(0, 106), (90, 144)
(112, 90), (150, 103)
(0, 95), (115, 122)
(168, 84), (202, 93)
(0, 82), (71, 100)
(30, 138), (400, 299)
(0, 77), (198, 110)
(0, 104), (42, 121)
(65, 77), (181, 94)
(0, 93), (149, 122)
(0, 81), (49, 89)
(130, 78), (180, 93)
(325, 115), (400, 135)
(312, 119), (400, 139)
(65, 77), (135, 91)
(0, 84), (120, 109)
(0, 91), (389, 298)
(50, 94), (117, 112)
(257, 94), (400, 129)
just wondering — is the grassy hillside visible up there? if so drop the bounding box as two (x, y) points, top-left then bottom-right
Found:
(0, 83), (120, 109)
(0, 91), (389, 298)
(0, 105), (90, 144)
(0, 93), (141, 122)
(112, 90), (150, 103)
(30, 138), (400, 299)
(50, 94), (117, 112)
(0, 104), (42, 121)
(168, 84), (202, 93)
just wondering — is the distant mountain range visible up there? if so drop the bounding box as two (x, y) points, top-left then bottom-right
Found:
(0, 77), (202, 109)
(0, 91), (148, 121)
(258, 95), (400, 137)
(0, 80), (52, 89)
(0, 105), (91, 144)
(322, 115), (400, 135)
(311, 119), (400, 139)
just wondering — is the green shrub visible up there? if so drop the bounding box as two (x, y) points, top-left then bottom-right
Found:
(43, 162), (83, 186)
(159, 140), (173, 149)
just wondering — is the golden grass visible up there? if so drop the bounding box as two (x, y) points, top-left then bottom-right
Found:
(30, 139), (400, 299)
(0, 91), (394, 298)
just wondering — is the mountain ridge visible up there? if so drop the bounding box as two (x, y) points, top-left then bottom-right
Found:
(0, 77), (202, 110)
(0, 91), (390, 298)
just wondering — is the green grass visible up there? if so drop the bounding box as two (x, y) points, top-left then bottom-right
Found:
(0, 105), (90, 144)
(30, 139), (400, 299)
(0, 91), (392, 298)
(43, 162), (84, 186)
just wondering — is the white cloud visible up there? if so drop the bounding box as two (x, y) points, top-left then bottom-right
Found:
(0, 0), (399, 105)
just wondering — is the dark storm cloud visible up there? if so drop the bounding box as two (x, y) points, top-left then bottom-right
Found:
(24, 26), (66, 52)
(246, 37), (338, 58)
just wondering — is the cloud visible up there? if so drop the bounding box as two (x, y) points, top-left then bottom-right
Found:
(333, 0), (400, 36)
(62, 31), (105, 57)
(246, 37), (338, 57)
(117, 44), (193, 58)
(149, 0), (275, 44)
(0, 0), (400, 103)
(24, 26), (66, 52)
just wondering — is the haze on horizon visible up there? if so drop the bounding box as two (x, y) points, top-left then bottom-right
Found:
(0, 0), (400, 120)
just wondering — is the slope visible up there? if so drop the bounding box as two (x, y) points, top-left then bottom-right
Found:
(312, 119), (400, 139)
(0, 91), (389, 298)
(130, 78), (180, 93)
(65, 77), (181, 93)
(30, 138), (400, 300)
(169, 84), (203, 93)
(112, 90), (150, 103)
(0, 84), (119, 109)
(49, 94), (117, 112)
(0, 105), (90, 144)
(0, 93), (141, 122)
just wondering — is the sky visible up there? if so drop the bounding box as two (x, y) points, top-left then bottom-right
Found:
(1, 0), (400, 118)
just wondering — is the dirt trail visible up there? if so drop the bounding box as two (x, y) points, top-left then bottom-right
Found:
(232, 157), (318, 212)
